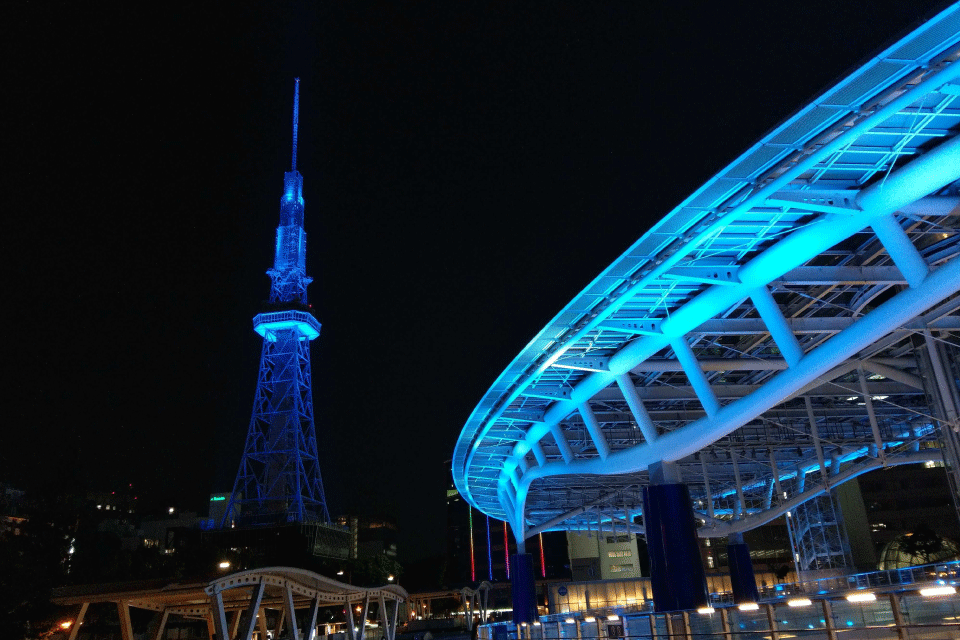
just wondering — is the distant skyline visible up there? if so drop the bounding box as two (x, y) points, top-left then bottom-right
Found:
(6, 1), (950, 561)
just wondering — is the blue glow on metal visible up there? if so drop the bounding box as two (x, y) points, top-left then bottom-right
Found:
(222, 80), (331, 527)
(451, 4), (960, 534)
(253, 310), (322, 342)
(291, 78), (300, 172)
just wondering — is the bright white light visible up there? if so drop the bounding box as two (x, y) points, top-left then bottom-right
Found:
(387, 575), (394, 581)
(564, 619), (575, 625)
(696, 607), (715, 614)
(584, 617), (595, 623)
(846, 592), (876, 602)
(738, 603), (760, 611)
(787, 598), (812, 607)
(606, 615), (620, 621)
(920, 586), (956, 597)
(218, 561), (231, 569)
(168, 507), (175, 514)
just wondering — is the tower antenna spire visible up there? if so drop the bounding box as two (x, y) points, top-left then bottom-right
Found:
(291, 77), (300, 172)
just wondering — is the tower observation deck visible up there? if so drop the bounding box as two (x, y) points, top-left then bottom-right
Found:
(453, 4), (960, 616)
(222, 79), (331, 528)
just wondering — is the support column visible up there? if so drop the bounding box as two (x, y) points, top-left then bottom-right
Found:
(229, 610), (241, 640)
(643, 461), (709, 612)
(511, 552), (538, 624)
(153, 610), (169, 640)
(306, 596), (320, 640)
(258, 608), (269, 640)
(68, 603), (89, 640)
(727, 532), (759, 605)
(821, 600), (838, 640)
(764, 604), (780, 640)
(889, 593), (908, 640)
(118, 601), (135, 640)
(283, 583), (300, 640)
(346, 601), (357, 640)
(241, 582), (266, 640)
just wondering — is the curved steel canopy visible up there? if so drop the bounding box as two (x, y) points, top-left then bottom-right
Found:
(453, 4), (960, 543)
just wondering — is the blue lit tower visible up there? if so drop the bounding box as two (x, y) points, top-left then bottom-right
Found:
(222, 79), (331, 527)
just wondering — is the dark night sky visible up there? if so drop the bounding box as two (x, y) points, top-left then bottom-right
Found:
(5, 1), (949, 561)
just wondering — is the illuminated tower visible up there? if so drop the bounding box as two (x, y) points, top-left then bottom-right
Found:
(222, 79), (331, 527)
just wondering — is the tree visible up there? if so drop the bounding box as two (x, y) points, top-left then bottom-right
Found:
(900, 524), (945, 566)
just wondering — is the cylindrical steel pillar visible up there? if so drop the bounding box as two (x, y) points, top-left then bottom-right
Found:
(642, 483), (709, 611)
(726, 534), (759, 604)
(511, 553), (538, 624)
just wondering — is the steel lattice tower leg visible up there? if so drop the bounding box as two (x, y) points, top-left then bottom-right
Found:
(221, 79), (331, 528)
(227, 328), (330, 525)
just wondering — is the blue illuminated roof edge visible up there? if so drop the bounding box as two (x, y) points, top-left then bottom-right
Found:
(452, 2), (960, 515)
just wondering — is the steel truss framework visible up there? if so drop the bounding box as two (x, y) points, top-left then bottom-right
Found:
(453, 6), (960, 552)
(223, 80), (331, 527)
(51, 567), (407, 640)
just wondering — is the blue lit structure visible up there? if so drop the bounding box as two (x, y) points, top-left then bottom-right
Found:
(222, 79), (331, 527)
(453, 3), (960, 617)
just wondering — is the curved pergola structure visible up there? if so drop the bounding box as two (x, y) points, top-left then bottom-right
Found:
(53, 566), (407, 640)
(453, 5), (960, 549)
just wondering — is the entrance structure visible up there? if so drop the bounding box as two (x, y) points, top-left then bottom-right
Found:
(52, 567), (406, 640)
(453, 5), (960, 616)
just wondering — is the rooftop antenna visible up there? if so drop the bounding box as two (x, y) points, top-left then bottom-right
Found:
(291, 77), (300, 172)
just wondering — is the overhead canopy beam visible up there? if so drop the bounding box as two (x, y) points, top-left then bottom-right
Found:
(602, 314), (960, 337)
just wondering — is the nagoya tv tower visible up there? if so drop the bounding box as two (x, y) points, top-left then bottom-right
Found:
(222, 79), (331, 527)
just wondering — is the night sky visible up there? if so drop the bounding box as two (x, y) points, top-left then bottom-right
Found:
(6, 1), (949, 561)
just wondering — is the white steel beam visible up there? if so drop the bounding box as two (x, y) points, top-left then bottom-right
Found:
(514, 256), (960, 534)
(579, 403), (611, 460)
(241, 582), (266, 640)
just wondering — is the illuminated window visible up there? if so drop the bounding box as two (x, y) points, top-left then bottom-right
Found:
(608, 550), (632, 558)
(609, 564), (634, 573)
(606, 535), (631, 543)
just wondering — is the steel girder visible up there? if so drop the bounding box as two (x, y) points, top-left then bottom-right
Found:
(452, 5), (960, 543)
(224, 327), (331, 526)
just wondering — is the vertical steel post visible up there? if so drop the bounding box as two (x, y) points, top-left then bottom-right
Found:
(804, 396), (829, 483)
(69, 603), (89, 640)
(889, 593), (908, 640)
(764, 604), (780, 640)
(821, 600), (837, 640)
(858, 367), (887, 465)
(152, 610), (169, 640)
